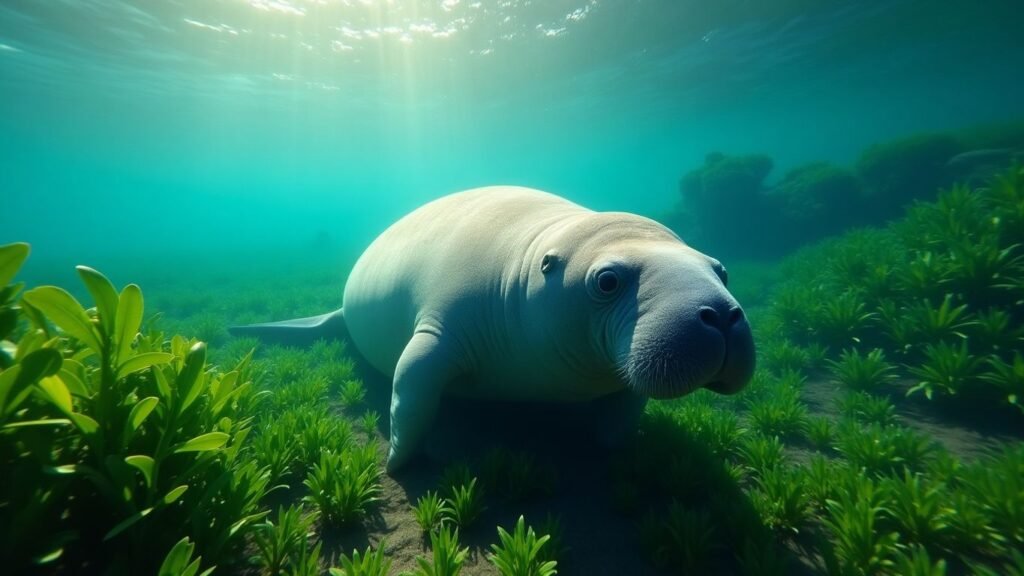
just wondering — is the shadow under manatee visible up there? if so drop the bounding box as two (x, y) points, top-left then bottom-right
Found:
(381, 389), (798, 575)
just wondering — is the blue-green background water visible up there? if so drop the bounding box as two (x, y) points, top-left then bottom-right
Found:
(2, 0), (1022, 272)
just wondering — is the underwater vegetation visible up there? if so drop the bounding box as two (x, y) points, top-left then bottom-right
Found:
(668, 119), (1024, 259)
(1, 166), (1022, 574)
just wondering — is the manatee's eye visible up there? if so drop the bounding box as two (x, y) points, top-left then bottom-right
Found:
(597, 269), (620, 294)
(541, 253), (555, 274)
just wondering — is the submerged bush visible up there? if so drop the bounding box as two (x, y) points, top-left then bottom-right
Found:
(0, 245), (266, 573)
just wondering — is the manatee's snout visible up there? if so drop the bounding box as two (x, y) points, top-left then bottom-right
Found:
(697, 301), (755, 395)
(623, 277), (756, 399)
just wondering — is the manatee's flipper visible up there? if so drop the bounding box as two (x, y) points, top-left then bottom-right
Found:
(387, 330), (461, 473)
(228, 308), (348, 346)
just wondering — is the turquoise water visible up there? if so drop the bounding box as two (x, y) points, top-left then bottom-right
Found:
(1, 0), (1021, 267)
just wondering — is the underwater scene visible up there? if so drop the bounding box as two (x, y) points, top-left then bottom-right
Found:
(2, 1), (1023, 574)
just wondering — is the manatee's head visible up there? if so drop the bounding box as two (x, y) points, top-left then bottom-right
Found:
(539, 213), (755, 399)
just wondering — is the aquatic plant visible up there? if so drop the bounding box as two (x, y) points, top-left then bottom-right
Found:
(892, 545), (948, 576)
(0, 253), (262, 572)
(270, 374), (330, 412)
(413, 491), (452, 535)
(745, 386), (807, 439)
(759, 338), (810, 375)
(822, 474), (900, 576)
(252, 505), (318, 576)
(960, 445), (1024, 554)
(287, 539), (323, 576)
(361, 409), (380, 435)
(802, 416), (834, 451)
(971, 308), (1023, 353)
(773, 161), (865, 241)
(444, 477), (485, 530)
(812, 290), (875, 349)
(339, 378), (367, 408)
(297, 409), (354, 472)
(658, 501), (718, 574)
(981, 352), (1024, 413)
(735, 434), (786, 477)
(903, 294), (974, 345)
(855, 131), (961, 217)
(834, 423), (935, 476)
(735, 533), (789, 576)
(329, 542), (392, 576)
(749, 465), (811, 537)
(158, 537), (213, 576)
(882, 470), (954, 554)
(907, 340), (984, 399)
(801, 455), (842, 512)
(536, 514), (567, 566)
(251, 418), (300, 484)
(669, 402), (744, 457)
(826, 348), (896, 392)
(303, 447), (382, 526)
(837, 391), (898, 426)
(480, 447), (556, 502)
(488, 515), (558, 576)
(402, 524), (469, 576)
(439, 462), (474, 495)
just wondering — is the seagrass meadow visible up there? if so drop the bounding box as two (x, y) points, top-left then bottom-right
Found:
(2, 165), (1023, 575)
(3, 1), (1024, 575)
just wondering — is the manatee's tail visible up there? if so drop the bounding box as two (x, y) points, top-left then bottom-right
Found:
(229, 308), (348, 347)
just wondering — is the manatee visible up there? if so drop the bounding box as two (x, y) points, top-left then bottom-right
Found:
(231, 187), (755, 472)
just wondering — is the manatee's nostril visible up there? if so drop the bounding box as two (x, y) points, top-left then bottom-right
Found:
(728, 307), (744, 326)
(699, 306), (720, 328)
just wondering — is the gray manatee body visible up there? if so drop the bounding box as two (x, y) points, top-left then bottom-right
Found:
(231, 186), (756, 472)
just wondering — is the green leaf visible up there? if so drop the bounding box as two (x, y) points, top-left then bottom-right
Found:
(104, 506), (154, 541)
(122, 396), (159, 446)
(125, 455), (156, 488)
(163, 484), (188, 504)
(21, 287), (102, 353)
(118, 352), (174, 378)
(0, 242), (30, 288)
(114, 284), (144, 366)
(58, 365), (89, 397)
(0, 307), (17, 340)
(16, 347), (63, 387)
(178, 342), (207, 412)
(174, 432), (228, 453)
(36, 376), (73, 415)
(70, 412), (99, 435)
(3, 418), (72, 429)
(158, 537), (196, 576)
(77, 266), (119, 338)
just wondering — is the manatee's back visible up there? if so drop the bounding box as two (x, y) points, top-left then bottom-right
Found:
(342, 186), (587, 376)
